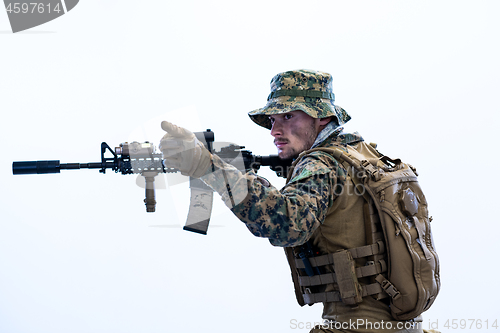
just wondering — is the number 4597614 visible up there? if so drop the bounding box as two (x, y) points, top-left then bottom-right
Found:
(5, 3), (62, 14)
(444, 319), (498, 330)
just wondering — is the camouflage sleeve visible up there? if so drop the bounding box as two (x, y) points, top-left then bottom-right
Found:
(200, 151), (341, 247)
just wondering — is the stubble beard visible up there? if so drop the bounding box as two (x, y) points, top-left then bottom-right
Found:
(279, 124), (318, 160)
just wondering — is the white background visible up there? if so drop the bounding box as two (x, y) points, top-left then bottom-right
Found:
(1, 1), (499, 332)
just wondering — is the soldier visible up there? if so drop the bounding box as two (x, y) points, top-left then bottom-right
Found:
(159, 70), (438, 333)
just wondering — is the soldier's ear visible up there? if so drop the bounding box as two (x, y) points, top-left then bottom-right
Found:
(319, 116), (334, 126)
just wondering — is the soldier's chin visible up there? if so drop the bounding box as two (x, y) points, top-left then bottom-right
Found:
(278, 149), (299, 160)
(277, 150), (286, 159)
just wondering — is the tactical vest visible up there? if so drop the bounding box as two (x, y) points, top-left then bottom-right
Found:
(285, 141), (440, 321)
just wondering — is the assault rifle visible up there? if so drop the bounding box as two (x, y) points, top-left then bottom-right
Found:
(12, 130), (292, 234)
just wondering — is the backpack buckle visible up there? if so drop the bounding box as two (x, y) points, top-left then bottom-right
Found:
(375, 275), (401, 299)
(361, 160), (381, 181)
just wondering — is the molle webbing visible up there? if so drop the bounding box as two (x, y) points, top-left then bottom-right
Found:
(302, 281), (387, 305)
(294, 242), (388, 305)
(295, 242), (384, 269)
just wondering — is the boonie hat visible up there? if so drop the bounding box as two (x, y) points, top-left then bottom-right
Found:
(248, 69), (351, 129)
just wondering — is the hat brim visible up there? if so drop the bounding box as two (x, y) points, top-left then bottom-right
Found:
(248, 96), (350, 129)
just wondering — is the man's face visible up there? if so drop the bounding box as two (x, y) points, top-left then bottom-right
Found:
(269, 110), (322, 159)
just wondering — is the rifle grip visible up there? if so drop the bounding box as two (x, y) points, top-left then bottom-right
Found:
(143, 172), (157, 212)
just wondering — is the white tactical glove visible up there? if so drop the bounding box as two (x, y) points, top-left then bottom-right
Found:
(159, 121), (212, 178)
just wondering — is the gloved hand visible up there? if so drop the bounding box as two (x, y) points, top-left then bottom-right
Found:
(159, 121), (212, 178)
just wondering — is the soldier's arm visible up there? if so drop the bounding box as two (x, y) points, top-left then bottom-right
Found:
(201, 152), (341, 247)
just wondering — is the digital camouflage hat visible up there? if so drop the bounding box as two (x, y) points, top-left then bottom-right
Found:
(248, 69), (351, 129)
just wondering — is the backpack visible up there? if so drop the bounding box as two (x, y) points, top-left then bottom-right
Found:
(286, 143), (440, 321)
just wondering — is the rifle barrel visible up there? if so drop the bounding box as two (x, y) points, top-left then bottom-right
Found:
(60, 162), (111, 170)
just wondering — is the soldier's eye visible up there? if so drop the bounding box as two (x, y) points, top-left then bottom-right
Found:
(269, 117), (275, 124)
(284, 114), (293, 120)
